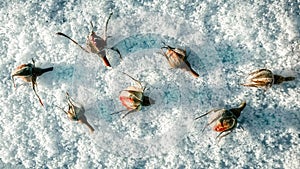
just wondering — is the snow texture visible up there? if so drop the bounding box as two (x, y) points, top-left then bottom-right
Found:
(0, 0), (299, 168)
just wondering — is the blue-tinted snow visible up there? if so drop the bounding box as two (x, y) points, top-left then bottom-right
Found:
(0, 0), (299, 168)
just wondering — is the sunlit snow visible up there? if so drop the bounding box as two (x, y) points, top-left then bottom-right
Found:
(0, 0), (299, 168)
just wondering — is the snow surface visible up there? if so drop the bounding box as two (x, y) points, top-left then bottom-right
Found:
(0, 0), (299, 168)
